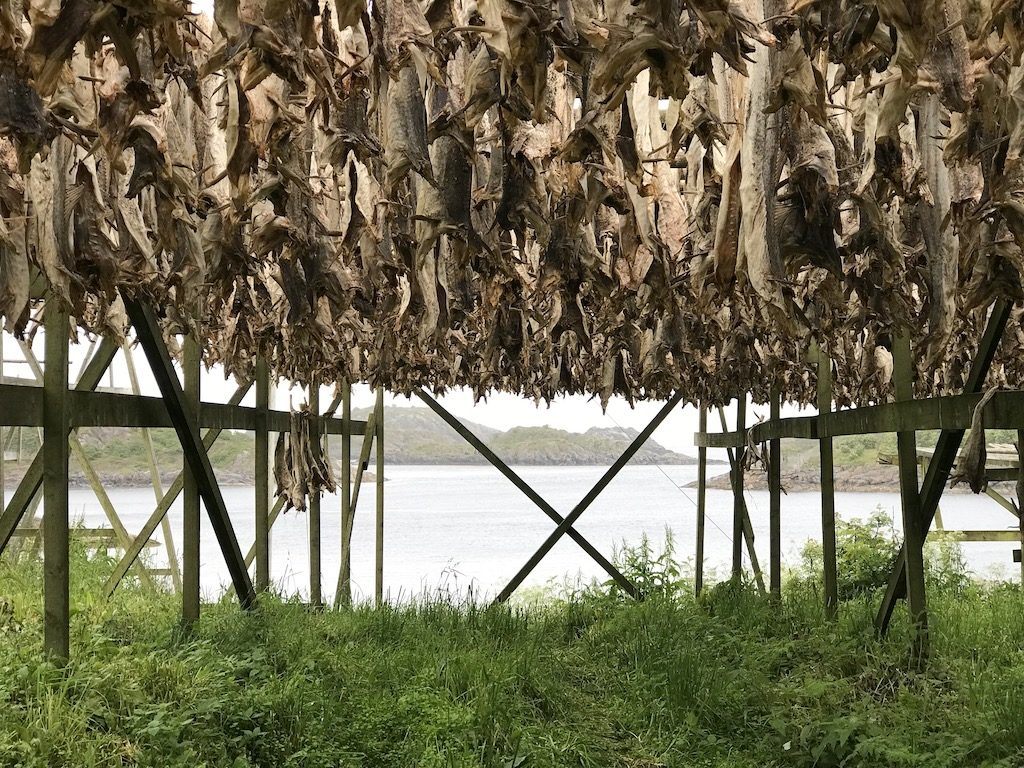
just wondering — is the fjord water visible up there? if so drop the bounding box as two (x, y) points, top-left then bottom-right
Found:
(59, 465), (1021, 601)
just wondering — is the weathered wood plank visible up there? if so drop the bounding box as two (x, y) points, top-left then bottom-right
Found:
(894, 335), (928, 660)
(254, 358), (270, 593)
(43, 299), (70, 658)
(695, 405), (707, 598)
(124, 299), (255, 610)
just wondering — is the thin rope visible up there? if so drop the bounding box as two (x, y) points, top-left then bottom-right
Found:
(602, 410), (734, 544)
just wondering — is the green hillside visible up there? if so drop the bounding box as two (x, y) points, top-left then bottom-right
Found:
(1, 407), (697, 487)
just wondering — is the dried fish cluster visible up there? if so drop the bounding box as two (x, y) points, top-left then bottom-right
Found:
(2, 1), (1024, 407)
(274, 407), (336, 511)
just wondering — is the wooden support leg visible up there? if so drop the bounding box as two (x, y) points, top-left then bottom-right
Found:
(43, 298), (70, 659)
(1017, 431), (1024, 586)
(309, 386), (322, 608)
(894, 335), (928, 662)
(333, 405), (377, 608)
(124, 300), (255, 610)
(255, 358), (270, 593)
(731, 398), (745, 581)
(339, 381), (352, 607)
(374, 386), (384, 607)
(695, 405), (707, 598)
(769, 387), (782, 599)
(717, 407), (765, 593)
(496, 392), (684, 603)
(876, 299), (1010, 634)
(182, 332), (201, 625)
(816, 345), (838, 619)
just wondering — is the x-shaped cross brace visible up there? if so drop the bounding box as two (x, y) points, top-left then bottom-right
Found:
(416, 390), (685, 602)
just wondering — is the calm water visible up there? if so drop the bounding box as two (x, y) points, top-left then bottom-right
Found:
(36, 465), (1024, 602)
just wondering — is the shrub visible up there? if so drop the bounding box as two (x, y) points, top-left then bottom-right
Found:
(801, 507), (901, 599)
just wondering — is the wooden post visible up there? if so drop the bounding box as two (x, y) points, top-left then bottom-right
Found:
(894, 334), (928, 661)
(43, 298), (70, 658)
(374, 386), (384, 606)
(125, 344), (181, 593)
(339, 381), (352, 607)
(816, 343), (838, 618)
(254, 358), (270, 593)
(309, 385), (322, 607)
(1, 330), (5, 516)
(876, 299), (1010, 633)
(1017, 430), (1024, 586)
(182, 332), (201, 626)
(769, 386), (782, 599)
(731, 397), (745, 581)
(695, 404), (707, 597)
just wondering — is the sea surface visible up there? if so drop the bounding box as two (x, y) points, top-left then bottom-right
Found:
(19, 464), (1024, 602)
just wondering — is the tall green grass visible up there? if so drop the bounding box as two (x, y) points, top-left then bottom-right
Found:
(0, 529), (1022, 767)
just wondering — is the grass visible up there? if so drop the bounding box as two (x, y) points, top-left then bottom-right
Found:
(1, 537), (1023, 767)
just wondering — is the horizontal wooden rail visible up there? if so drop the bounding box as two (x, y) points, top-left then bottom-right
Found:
(695, 390), (1024, 448)
(0, 384), (366, 435)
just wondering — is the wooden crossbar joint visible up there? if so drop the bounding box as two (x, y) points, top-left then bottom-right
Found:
(0, 337), (118, 557)
(415, 389), (640, 600)
(495, 392), (684, 603)
(876, 299), (1011, 634)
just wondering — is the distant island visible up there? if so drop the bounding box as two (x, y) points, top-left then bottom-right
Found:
(1, 406), (702, 488)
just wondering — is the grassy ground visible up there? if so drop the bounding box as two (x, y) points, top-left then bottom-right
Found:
(1, 540), (1023, 767)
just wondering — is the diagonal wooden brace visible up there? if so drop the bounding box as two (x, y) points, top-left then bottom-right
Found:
(0, 337), (119, 556)
(717, 406), (766, 594)
(104, 381), (252, 596)
(496, 392), (684, 603)
(875, 299), (1011, 634)
(415, 389), (639, 599)
(124, 299), (256, 609)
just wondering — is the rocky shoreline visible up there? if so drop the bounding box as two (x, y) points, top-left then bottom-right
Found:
(696, 465), (1016, 494)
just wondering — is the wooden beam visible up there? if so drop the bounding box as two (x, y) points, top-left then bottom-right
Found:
(309, 386), (322, 608)
(339, 381), (352, 607)
(894, 334), (928, 660)
(124, 299), (255, 610)
(334, 406), (377, 607)
(876, 299), (1011, 634)
(495, 392), (684, 603)
(731, 398), (745, 581)
(254, 358), (270, 593)
(814, 344), (838, 618)
(769, 387), (781, 599)
(414, 389), (639, 599)
(182, 331), (200, 624)
(1017, 430), (1024, 585)
(716, 407), (766, 593)
(695, 405), (707, 598)
(374, 386), (384, 606)
(950, 530), (1024, 542)
(43, 298), (70, 658)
